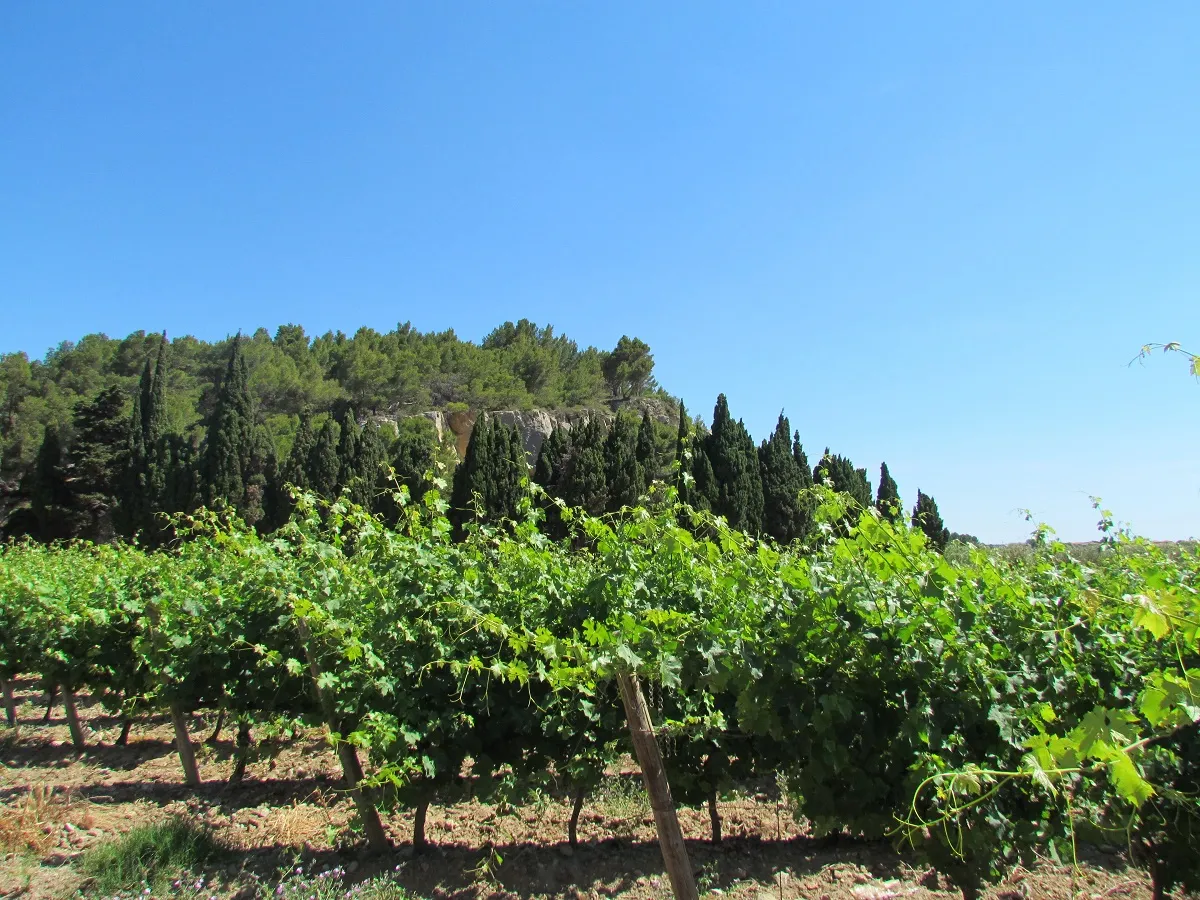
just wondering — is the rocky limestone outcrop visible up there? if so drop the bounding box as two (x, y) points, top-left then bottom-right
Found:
(377, 396), (678, 465)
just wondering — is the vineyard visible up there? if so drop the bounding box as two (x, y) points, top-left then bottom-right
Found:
(1, 484), (1197, 900)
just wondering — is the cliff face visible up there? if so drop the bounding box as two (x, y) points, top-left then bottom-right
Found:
(377, 397), (677, 465)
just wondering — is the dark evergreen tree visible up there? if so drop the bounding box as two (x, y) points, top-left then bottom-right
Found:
(201, 336), (258, 515)
(559, 417), (608, 517)
(307, 421), (341, 498)
(450, 414), (493, 534)
(532, 424), (571, 539)
(703, 394), (764, 534)
(162, 435), (199, 519)
(283, 415), (316, 492)
(689, 443), (718, 512)
(449, 415), (526, 535)
(875, 462), (901, 523)
(673, 400), (689, 493)
(349, 421), (386, 509)
(387, 424), (437, 510)
(336, 408), (361, 493)
(912, 489), (950, 551)
(27, 426), (73, 541)
(68, 386), (129, 541)
(635, 411), (656, 492)
(813, 450), (873, 508)
(119, 338), (171, 541)
(604, 413), (642, 511)
(758, 413), (807, 545)
(533, 425), (570, 490)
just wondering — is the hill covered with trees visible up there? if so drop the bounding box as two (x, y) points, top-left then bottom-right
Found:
(0, 318), (954, 547)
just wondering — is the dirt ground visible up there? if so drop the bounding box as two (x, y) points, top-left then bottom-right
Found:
(0, 678), (1162, 900)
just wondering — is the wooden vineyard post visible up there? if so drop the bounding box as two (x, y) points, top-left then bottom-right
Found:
(169, 703), (202, 786)
(296, 619), (390, 853)
(617, 672), (699, 900)
(1, 679), (17, 730)
(62, 687), (87, 751)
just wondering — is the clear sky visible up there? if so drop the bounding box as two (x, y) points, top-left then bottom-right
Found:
(2, 4), (1197, 544)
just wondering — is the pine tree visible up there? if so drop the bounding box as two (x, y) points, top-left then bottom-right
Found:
(912, 490), (950, 551)
(604, 413), (642, 511)
(201, 336), (257, 514)
(28, 426), (73, 541)
(560, 417), (608, 517)
(68, 386), (129, 541)
(875, 462), (901, 523)
(703, 394), (764, 534)
(758, 413), (806, 544)
(307, 421), (341, 498)
(635, 411), (657, 492)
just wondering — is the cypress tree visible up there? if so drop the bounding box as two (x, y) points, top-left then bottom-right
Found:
(201, 336), (257, 513)
(689, 443), (718, 513)
(604, 413), (642, 511)
(28, 426), (73, 542)
(450, 414), (493, 534)
(912, 490), (950, 551)
(162, 435), (199, 519)
(813, 450), (872, 508)
(635, 411), (656, 492)
(283, 416), (316, 492)
(876, 462), (901, 522)
(758, 412), (806, 545)
(533, 424), (571, 539)
(68, 386), (129, 541)
(388, 423), (440, 510)
(560, 417), (608, 517)
(450, 415), (525, 534)
(120, 338), (171, 540)
(792, 431), (815, 541)
(703, 394), (764, 534)
(336, 408), (361, 494)
(307, 421), (341, 499)
(673, 401), (689, 493)
(495, 421), (527, 521)
(351, 421), (386, 509)
(534, 425), (570, 490)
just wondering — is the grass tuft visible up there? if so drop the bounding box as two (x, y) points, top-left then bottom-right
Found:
(79, 815), (224, 894)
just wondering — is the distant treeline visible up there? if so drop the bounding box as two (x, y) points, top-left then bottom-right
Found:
(1, 320), (953, 548)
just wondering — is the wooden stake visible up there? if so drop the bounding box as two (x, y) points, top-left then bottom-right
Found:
(170, 703), (201, 786)
(62, 688), (86, 751)
(617, 672), (699, 900)
(296, 619), (390, 853)
(569, 787), (585, 848)
(1, 678), (17, 729)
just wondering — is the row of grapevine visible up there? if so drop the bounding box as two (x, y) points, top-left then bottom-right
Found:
(0, 485), (1197, 900)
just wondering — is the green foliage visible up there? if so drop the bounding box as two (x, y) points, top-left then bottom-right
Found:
(200, 336), (262, 522)
(602, 335), (656, 400)
(1, 487), (1197, 899)
(28, 425), (73, 542)
(80, 816), (224, 894)
(67, 386), (129, 541)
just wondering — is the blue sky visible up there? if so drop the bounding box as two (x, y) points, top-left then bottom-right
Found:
(2, 3), (1197, 543)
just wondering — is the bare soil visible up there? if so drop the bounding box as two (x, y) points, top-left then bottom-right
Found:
(0, 679), (1160, 900)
